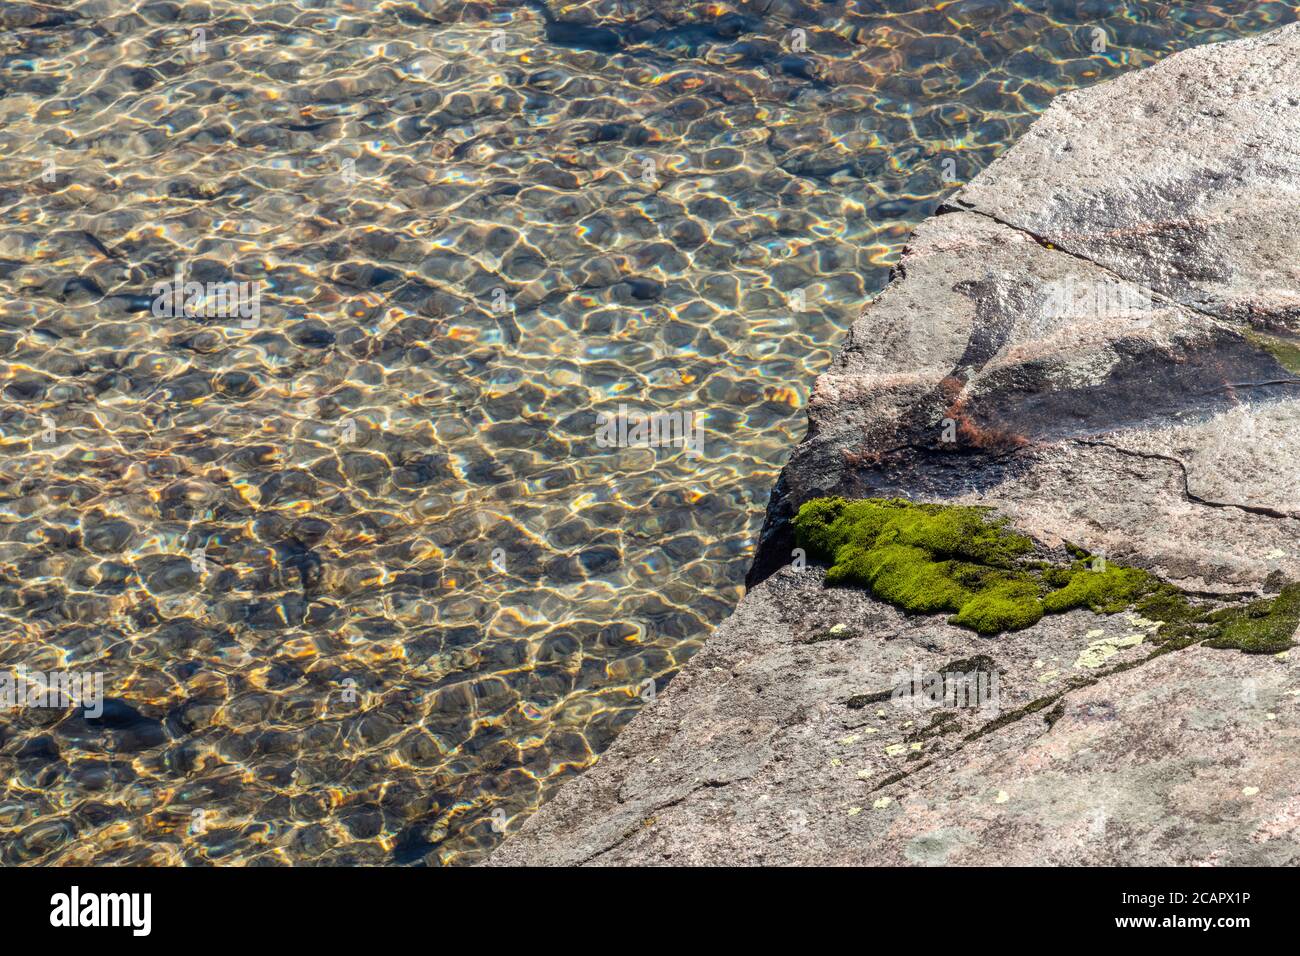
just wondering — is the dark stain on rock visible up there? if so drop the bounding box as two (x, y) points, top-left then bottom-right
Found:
(845, 688), (893, 709)
(950, 276), (1034, 379)
(961, 329), (1300, 444)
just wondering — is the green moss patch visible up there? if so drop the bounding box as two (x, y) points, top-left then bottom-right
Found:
(792, 497), (1049, 636)
(1246, 330), (1300, 376)
(1040, 564), (1153, 614)
(1204, 584), (1300, 654)
(951, 579), (1044, 634)
(793, 496), (1300, 651)
(795, 498), (1038, 634)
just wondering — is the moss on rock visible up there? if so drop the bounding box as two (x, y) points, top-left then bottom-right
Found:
(792, 496), (1300, 650)
(1245, 330), (1300, 375)
(1203, 583), (1300, 653)
(951, 579), (1045, 634)
(792, 497), (1049, 636)
(1040, 564), (1153, 614)
(794, 498), (1042, 634)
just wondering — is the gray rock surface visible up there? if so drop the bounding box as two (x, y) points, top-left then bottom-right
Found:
(489, 23), (1300, 866)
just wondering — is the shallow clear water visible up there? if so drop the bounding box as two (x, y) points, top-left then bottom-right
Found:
(0, 0), (1295, 865)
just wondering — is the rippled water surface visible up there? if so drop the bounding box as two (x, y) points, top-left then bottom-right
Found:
(1, 0), (1296, 865)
